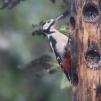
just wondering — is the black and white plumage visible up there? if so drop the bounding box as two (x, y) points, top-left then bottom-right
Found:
(42, 19), (74, 82)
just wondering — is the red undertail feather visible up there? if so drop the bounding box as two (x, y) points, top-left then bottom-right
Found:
(62, 50), (71, 72)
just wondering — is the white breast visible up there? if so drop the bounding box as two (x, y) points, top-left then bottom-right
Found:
(47, 29), (69, 57)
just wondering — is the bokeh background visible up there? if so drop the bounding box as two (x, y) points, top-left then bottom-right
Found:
(0, 0), (72, 101)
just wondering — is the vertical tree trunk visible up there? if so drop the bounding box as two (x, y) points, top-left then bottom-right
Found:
(70, 0), (101, 101)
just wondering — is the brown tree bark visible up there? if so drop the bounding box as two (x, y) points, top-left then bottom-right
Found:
(70, 0), (101, 101)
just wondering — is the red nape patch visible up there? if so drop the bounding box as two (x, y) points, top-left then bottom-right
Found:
(62, 53), (71, 72)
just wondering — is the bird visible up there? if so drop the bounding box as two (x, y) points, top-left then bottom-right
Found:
(42, 19), (78, 85)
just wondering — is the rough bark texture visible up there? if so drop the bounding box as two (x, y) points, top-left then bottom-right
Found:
(70, 0), (101, 101)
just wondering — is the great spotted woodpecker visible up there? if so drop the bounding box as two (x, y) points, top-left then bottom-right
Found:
(42, 19), (78, 85)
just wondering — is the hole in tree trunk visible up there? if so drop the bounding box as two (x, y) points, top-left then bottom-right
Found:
(85, 49), (100, 69)
(70, 16), (76, 30)
(96, 85), (101, 97)
(83, 3), (99, 23)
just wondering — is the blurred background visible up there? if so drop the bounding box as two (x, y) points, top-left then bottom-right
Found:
(0, 0), (72, 101)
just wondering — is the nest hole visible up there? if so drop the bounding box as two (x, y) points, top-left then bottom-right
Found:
(85, 50), (100, 63)
(70, 16), (76, 29)
(83, 3), (99, 22)
(85, 49), (100, 69)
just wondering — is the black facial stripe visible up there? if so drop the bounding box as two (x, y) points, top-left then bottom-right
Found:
(47, 21), (55, 30)
(43, 30), (55, 34)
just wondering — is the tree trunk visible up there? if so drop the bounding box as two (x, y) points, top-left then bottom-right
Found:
(70, 0), (101, 101)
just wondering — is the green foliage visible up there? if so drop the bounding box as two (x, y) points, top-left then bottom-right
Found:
(58, 24), (69, 33)
(0, 0), (71, 101)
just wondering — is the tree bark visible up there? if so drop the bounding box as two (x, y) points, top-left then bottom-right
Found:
(70, 0), (101, 101)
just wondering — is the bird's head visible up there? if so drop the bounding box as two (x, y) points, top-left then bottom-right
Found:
(42, 19), (55, 35)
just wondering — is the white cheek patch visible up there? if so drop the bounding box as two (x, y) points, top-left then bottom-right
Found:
(43, 22), (50, 30)
(43, 19), (54, 30)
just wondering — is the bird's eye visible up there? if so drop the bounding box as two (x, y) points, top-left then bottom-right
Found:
(83, 3), (99, 23)
(47, 20), (50, 23)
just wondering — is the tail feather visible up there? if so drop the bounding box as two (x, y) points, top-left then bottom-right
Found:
(60, 50), (78, 85)
(64, 69), (78, 85)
